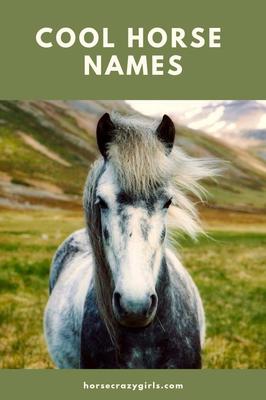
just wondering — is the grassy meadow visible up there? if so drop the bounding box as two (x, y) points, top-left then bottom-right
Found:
(0, 208), (265, 368)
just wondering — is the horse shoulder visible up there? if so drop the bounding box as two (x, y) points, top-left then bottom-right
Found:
(44, 229), (94, 368)
(49, 228), (90, 292)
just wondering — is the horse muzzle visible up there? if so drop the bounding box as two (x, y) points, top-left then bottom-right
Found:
(112, 291), (158, 328)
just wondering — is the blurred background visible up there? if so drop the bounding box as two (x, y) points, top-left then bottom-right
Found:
(0, 100), (265, 368)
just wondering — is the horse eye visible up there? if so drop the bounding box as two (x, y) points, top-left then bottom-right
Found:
(97, 197), (108, 210)
(163, 198), (172, 209)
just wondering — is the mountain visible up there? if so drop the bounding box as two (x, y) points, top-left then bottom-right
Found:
(0, 100), (265, 212)
(170, 100), (266, 162)
(0, 100), (134, 210)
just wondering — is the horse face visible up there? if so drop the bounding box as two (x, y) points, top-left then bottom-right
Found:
(96, 165), (172, 328)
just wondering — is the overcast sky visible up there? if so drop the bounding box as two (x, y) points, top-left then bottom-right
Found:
(127, 100), (266, 118)
(126, 100), (266, 135)
(126, 100), (230, 118)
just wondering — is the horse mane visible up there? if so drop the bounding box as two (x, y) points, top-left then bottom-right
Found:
(83, 159), (118, 346)
(83, 112), (220, 345)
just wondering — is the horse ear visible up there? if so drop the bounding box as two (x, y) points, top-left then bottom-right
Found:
(156, 114), (175, 154)
(96, 113), (115, 158)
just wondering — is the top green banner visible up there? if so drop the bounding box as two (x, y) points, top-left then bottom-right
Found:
(0, 0), (265, 99)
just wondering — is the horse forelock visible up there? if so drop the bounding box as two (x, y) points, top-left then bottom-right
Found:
(107, 113), (170, 196)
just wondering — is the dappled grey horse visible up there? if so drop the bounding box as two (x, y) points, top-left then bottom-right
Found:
(44, 113), (218, 368)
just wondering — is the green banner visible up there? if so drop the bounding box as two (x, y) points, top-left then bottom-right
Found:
(0, 370), (265, 399)
(0, 0), (265, 99)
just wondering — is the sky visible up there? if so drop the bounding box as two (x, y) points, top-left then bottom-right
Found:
(127, 100), (266, 118)
(126, 100), (266, 136)
(127, 100), (223, 117)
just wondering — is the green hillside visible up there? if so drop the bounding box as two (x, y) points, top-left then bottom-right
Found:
(0, 100), (265, 212)
(177, 126), (266, 211)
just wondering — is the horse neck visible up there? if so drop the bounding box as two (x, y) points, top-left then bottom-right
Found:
(155, 256), (173, 319)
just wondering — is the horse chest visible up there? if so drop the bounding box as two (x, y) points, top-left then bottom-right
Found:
(80, 298), (201, 368)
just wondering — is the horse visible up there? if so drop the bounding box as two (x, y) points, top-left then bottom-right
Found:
(44, 112), (218, 368)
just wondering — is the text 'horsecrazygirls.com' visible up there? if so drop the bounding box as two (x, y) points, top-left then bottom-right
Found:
(35, 27), (221, 76)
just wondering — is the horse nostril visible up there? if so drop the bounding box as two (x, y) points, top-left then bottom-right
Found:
(149, 294), (158, 315)
(113, 292), (124, 315)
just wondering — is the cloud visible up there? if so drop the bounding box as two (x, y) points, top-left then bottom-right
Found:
(187, 106), (225, 130)
(257, 114), (266, 129)
(127, 100), (217, 117)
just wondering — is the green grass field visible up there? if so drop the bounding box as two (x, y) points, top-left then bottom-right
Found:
(0, 209), (265, 368)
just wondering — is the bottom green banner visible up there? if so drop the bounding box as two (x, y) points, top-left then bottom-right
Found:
(0, 370), (264, 400)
